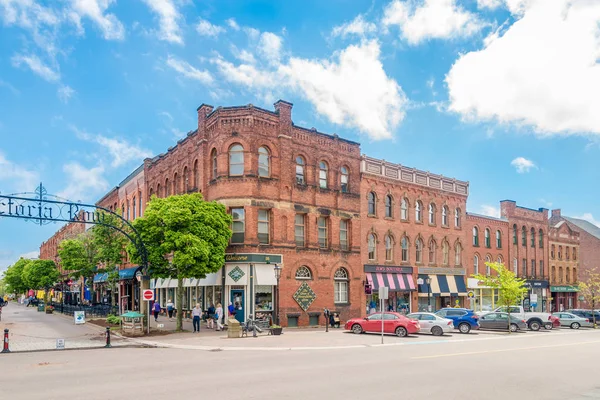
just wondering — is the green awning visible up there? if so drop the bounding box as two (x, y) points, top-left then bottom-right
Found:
(550, 285), (579, 293)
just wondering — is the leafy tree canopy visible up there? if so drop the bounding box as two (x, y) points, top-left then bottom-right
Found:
(23, 259), (59, 290)
(58, 235), (97, 280)
(3, 258), (31, 294)
(579, 268), (600, 327)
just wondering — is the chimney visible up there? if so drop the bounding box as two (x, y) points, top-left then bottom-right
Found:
(197, 103), (214, 133)
(551, 209), (561, 218)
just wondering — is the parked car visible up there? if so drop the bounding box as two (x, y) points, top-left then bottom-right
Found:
(435, 308), (480, 334)
(407, 312), (454, 336)
(549, 315), (561, 329)
(566, 309), (600, 325)
(552, 312), (592, 329)
(345, 312), (420, 337)
(478, 312), (528, 332)
(480, 306), (553, 331)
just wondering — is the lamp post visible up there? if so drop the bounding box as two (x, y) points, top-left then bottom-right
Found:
(273, 264), (282, 326)
(426, 276), (432, 312)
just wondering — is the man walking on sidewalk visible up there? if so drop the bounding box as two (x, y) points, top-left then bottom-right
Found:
(192, 303), (202, 333)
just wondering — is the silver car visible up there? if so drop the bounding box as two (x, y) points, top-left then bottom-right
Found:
(407, 312), (454, 336)
(552, 312), (592, 329)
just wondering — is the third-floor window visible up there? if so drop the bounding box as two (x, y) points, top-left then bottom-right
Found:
(231, 208), (245, 244)
(340, 166), (349, 193)
(294, 214), (305, 247)
(295, 156), (305, 184)
(258, 209), (270, 244)
(258, 147), (270, 177)
(340, 219), (349, 251)
(319, 161), (328, 189)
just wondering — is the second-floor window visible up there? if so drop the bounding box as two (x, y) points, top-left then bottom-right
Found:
(522, 258), (527, 277)
(319, 161), (328, 189)
(385, 235), (393, 261)
(231, 208), (245, 244)
(531, 228), (536, 247)
(485, 229), (490, 248)
(295, 156), (305, 184)
(385, 195), (393, 218)
(368, 192), (376, 215)
(318, 217), (328, 249)
(539, 260), (544, 278)
(132, 197), (136, 219)
(340, 166), (349, 193)
(551, 244), (555, 259)
(229, 144), (244, 176)
(428, 203), (435, 224)
(258, 209), (270, 244)
(295, 214), (305, 247)
(473, 227), (479, 246)
(531, 259), (536, 277)
(521, 226), (527, 246)
(415, 239), (423, 263)
(340, 219), (349, 251)
(442, 206), (448, 226)
(368, 233), (376, 260)
(401, 198), (408, 220)
(401, 237), (409, 262)
(258, 147), (270, 177)
(415, 201), (422, 222)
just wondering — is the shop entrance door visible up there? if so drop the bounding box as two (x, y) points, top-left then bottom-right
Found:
(231, 289), (245, 323)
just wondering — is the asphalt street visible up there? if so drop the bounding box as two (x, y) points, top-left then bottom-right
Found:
(2, 328), (600, 399)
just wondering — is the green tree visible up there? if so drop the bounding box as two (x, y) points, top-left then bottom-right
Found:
(473, 261), (528, 333)
(92, 210), (128, 301)
(3, 258), (31, 295)
(579, 268), (600, 328)
(129, 193), (232, 331)
(22, 259), (60, 305)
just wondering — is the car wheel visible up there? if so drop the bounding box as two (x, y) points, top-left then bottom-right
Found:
(510, 323), (519, 332)
(571, 322), (580, 330)
(431, 326), (443, 336)
(528, 321), (541, 331)
(458, 323), (471, 334)
(544, 322), (553, 330)
(395, 326), (408, 337)
(352, 324), (363, 334)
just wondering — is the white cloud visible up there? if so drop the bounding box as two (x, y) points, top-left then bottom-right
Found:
(383, 0), (484, 45)
(576, 213), (600, 228)
(539, 198), (553, 208)
(72, 127), (152, 168)
(331, 14), (377, 38)
(477, 0), (504, 9)
(447, 0), (600, 136)
(511, 157), (536, 173)
(11, 53), (59, 82)
(69, 0), (125, 40)
(0, 151), (39, 192)
(226, 18), (240, 31)
(58, 162), (108, 201)
(19, 250), (39, 260)
(142, 0), (184, 44)
(166, 55), (213, 85)
(230, 45), (256, 64)
(196, 18), (225, 37)
(0, 79), (19, 95)
(479, 205), (501, 218)
(57, 85), (75, 103)
(258, 32), (283, 64)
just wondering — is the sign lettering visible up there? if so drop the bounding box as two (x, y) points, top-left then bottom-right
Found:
(364, 265), (413, 274)
(293, 282), (316, 311)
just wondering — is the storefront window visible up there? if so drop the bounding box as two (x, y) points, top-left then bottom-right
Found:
(255, 285), (273, 318)
(206, 286), (214, 306)
(214, 286), (222, 306)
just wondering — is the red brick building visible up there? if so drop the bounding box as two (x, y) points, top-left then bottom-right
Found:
(548, 210), (580, 311)
(360, 156), (469, 313)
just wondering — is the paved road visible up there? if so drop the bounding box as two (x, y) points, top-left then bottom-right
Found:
(2, 328), (600, 399)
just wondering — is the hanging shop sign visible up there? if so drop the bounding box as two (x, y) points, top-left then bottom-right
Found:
(293, 282), (316, 312)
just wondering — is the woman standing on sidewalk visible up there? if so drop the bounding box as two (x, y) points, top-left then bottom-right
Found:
(207, 303), (215, 329)
(215, 303), (224, 331)
(166, 299), (174, 320)
(192, 303), (201, 333)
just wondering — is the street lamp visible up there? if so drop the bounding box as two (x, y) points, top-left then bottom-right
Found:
(273, 264), (282, 326)
(426, 276), (432, 312)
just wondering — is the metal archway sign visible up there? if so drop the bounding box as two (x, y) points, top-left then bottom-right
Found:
(0, 183), (148, 273)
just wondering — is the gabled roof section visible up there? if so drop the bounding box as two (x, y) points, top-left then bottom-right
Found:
(564, 217), (600, 240)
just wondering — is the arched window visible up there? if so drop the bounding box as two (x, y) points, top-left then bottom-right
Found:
(474, 255), (479, 275)
(401, 236), (409, 262)
(415, 238), (423, 263)
(385, 195), (393, 218)
(559, 266), (563, 283)
(485, 255), (492, 275)
(496, 230), (502, 248)
(193, 159), (199, 189)
(156, 183), (161, 198)
(368, 234), (376, 260)
(165, 178), (170, 196)
(473, 227), (479, 246)
(139, 193), (142, 216)
(573, 247), (577, 261)
(513, 224), (517, 244)
(428, 239), (436, 264)
(415, 201), (422, 222)
(385, 235), (393, 261)
(531, 227), (536, 247)
(573, 267), (577, 282)
(132, 196), (136, 219)
(442, 206), (448, 226)
(149, 187), (154, 198)
(319, 161), (328, 188)
(334, 268), (349, 303)
(368, 192), (376, 215)
(455, 243), (462, 266)
(428, 203), (435, 224)
(566, 246), (570, 260)
(401, 198), (408, 220)
(484, 228), (490, 248)
(295, 156), (305, 184)
(183, 166), (189, 192)
(513, 258), (518, 275)
(551, 266), (556, 282)
(455, 208), (461, 227)
(174, 173), (179, 194)
(497, 255), (503, 264)
(258, 147), (270, 177)
(521, 226), (527, 246)
(211, 149), (218, 180)
(340, 166), (349, 193)
(538, 229), (544, 248)
(229, 144), (244, 176)
(551, 244), (555, 259)
(295, 266), (312, 280)
(558, 246), (563, 260)
(442, 240), (449, 265)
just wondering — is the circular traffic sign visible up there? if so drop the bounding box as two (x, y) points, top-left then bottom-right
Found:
(143, 289), (154, 301)
(467, 291), (475, 298)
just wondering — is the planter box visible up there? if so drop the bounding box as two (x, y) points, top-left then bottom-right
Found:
(271, 327), (283, 335)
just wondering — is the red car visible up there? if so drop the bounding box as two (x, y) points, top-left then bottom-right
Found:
(345, 312), (420, 337)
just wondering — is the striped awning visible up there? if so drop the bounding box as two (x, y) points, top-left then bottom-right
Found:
(366, 272), (416, 291)
(417, 274), (468, 297)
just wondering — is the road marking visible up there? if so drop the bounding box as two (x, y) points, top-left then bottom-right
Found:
(412, 339), (600, 359)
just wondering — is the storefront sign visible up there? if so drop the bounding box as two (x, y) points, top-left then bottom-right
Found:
(74, 311), (85, 325)
(224, 253), (282, 264)
(364, 265), (413, 274)
(293, 282), (316, 311)
(524, 280), (549, 289)
(550, 285), (579, 292)
(228, 266), (245, 282)
(418, 267), (466, 275)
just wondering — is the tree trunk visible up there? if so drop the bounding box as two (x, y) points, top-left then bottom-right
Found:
(507, 311), (511, 334)
(176, 276), (183, 331)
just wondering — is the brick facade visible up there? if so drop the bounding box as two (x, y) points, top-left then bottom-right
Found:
(464, 213), (510, 275)
(39, 221), (85, 275)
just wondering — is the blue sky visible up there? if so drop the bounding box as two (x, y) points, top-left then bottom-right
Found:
(1, 0), (600, 272)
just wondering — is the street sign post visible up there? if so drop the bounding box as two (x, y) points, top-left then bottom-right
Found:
(143, 289), (154, 335)
(56, 338), (65, 350)
(378, 287), (389, 344)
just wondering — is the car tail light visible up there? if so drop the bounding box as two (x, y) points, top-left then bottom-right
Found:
(448, 321), (453, 326)
(472, 315), (479, 319)
(522, 320), (526, 323)
(548, 316), (552, 320)
(586, 319), (589, 323)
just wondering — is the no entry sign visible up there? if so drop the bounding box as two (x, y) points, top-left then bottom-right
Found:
(143, 289), (154, 301)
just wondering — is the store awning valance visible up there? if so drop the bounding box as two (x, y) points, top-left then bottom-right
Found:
(93, 273), (108, 283)
(366, 272), (416, 291)
(119, 266), (141, 281)
(255, 264), (278, 285)
(418, 274), (467, 297)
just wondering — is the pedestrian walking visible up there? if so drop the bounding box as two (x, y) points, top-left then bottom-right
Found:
(153, 301), (161, 322)
(192, 303), (202, 333)
(166, 299), (174, 319)
(207, 303), (215, 329)
(215, 303), (224, 331)
(228, 302), (235, 317)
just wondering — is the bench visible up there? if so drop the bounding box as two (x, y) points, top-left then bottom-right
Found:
(241, 319), (271, 337)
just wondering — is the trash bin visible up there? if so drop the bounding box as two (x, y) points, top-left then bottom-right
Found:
(37, 303), (45, 312)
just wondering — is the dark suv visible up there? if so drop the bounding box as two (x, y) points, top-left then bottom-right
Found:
(435, 308), (480, 334)
(567, 309), (600, 324)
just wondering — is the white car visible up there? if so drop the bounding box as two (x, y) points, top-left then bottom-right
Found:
(407, 312), (454, 336)
(552, 312), (592, 329)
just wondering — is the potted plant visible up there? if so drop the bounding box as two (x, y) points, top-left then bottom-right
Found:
(45, 305), (54, 314)
(270, 324), (283, 335)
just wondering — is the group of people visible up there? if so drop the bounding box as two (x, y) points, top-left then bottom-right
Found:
(152, 300), (228, 333)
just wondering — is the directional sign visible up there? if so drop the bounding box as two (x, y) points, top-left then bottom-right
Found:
(468, 291), (475, 298)
(143, 289), (154, 301)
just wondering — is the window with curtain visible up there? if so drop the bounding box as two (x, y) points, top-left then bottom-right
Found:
(428, 239), (436, 264)
(368, 234), (376, 260)
(484, 229), (490, 248)
(415, 239), (423, 263)
(401, 237), (409, 262)
(385, 235), (393, 261)
(401, 198), (408, 220)
(496, 230), (501, 248)
(485, 256), (491, 275)
(258, 147), (270, 177)
(473, 227), (479, 246)
(442, 241), (449, 265)
(455, 243), (462, 266)
(474, 255), (479, 275)
(229, 144), (244, 176)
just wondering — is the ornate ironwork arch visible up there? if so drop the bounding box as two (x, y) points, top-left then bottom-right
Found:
(0, 183), (148, 273)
